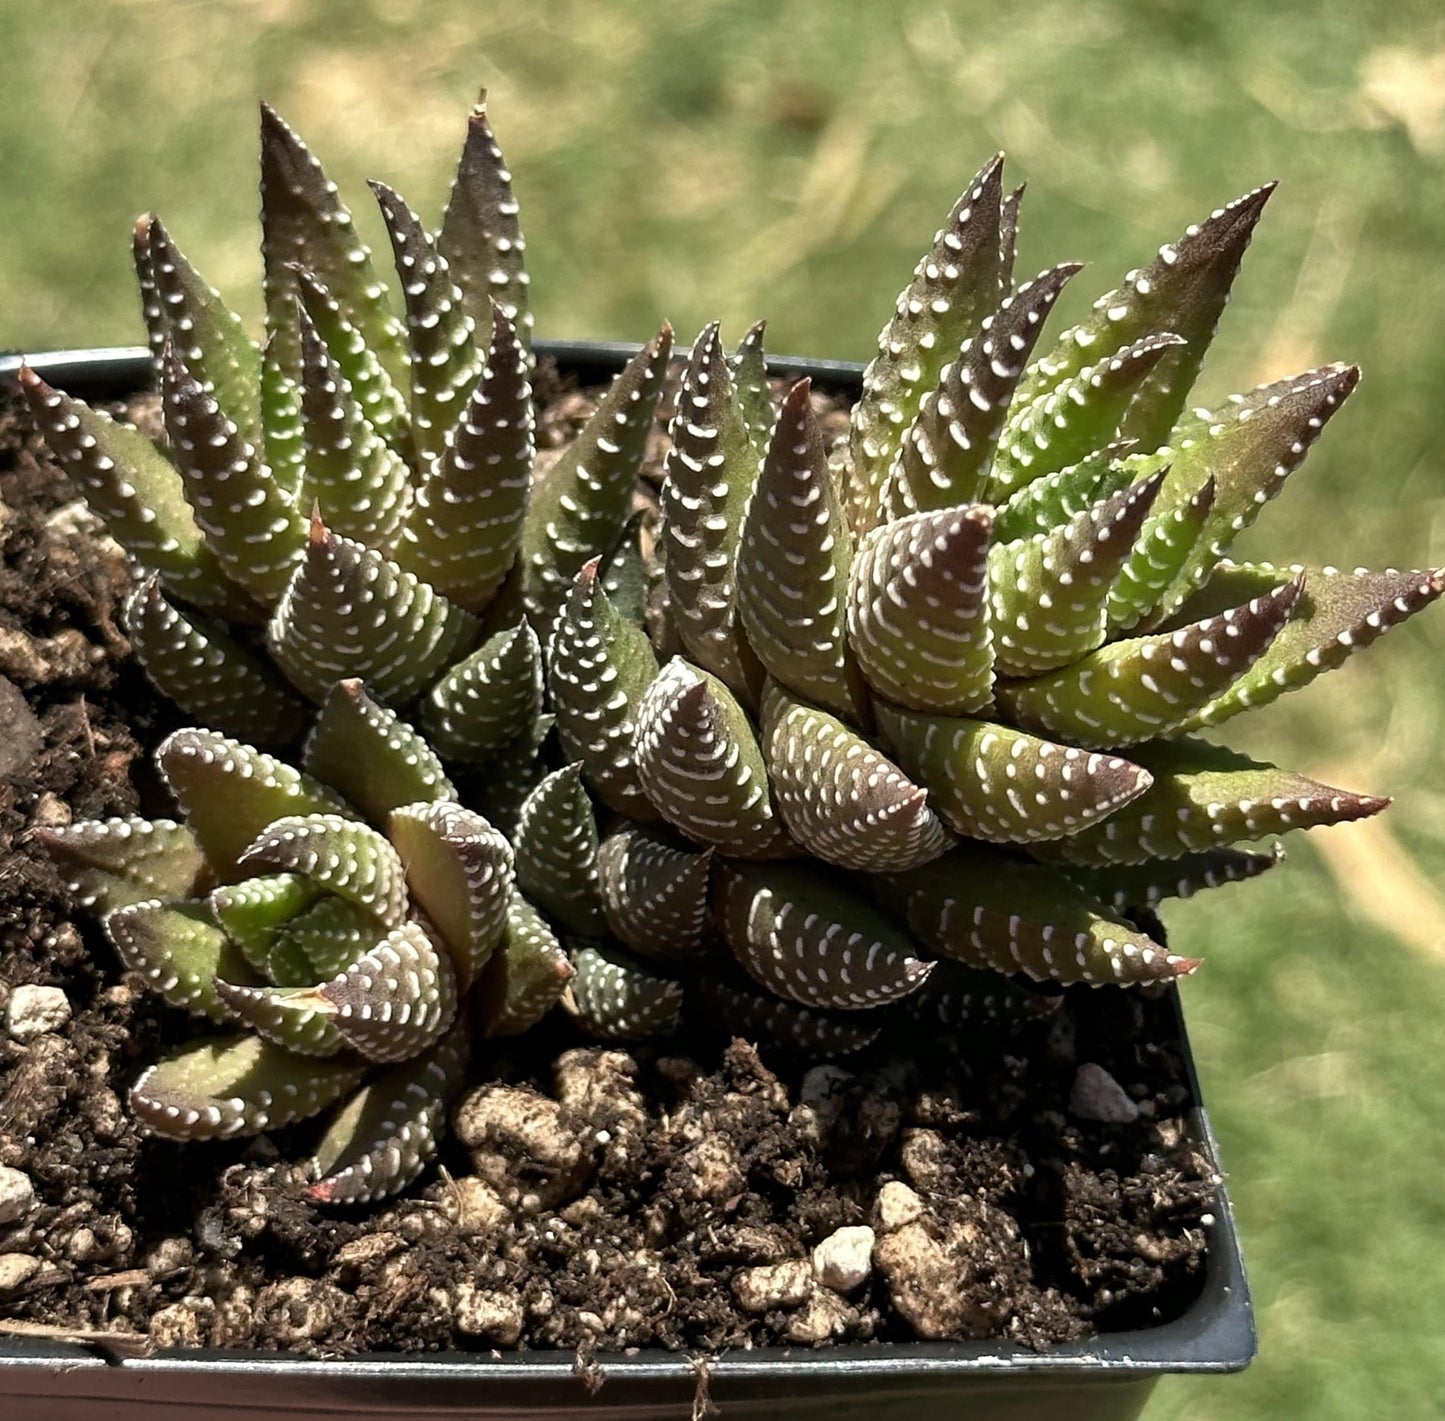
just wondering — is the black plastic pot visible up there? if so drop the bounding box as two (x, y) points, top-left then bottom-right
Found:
(0, 345), (1255, 1421)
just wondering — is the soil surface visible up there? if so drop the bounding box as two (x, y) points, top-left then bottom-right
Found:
(0, 369), (1215, 1360)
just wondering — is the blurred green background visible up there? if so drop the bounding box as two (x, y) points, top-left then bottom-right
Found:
(7, 1), (1445, 1413)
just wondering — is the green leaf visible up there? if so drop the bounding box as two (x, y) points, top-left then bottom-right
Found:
(210, 872), (324, 973)
(157, 728), (357, 881)
(37, 817), (205, 916)
(883, 848), (1197, 986)
(388, 800), (513, 992)
(566, 941), (685, 1041)
(634, 658), (792, 858)
(547, 560), (661, 818)
(1061, 843), (1284, 914)
(392, 305), (533, 611)
(124, 575), (309, 748)
(161, 342), (306, 606)
(736, 379), (868, 724)
(239, 813), (410, 927)
(309, 1018), (469, 1204)
(899, 959), (1061, 1031)
(260, 328), (306, 500)
(875, 704), (1153, 845)
(881, 262), (1078, 519)
(1016, 183), (1275, 449)
(473, 893), (574, 1037)
(987, 334), (1185, 501)
(1046, 738), (1390, 865)
(729, 319), (773, 450)
(211, 979), (346, 1058)
(419, 620), (543, 763)
(992, 441), (1136, 542)
(847, 505), (994, 715)
(18, 369), (258, 622)
(522, 324), (673, 644)
(129, 1033), (366, 1140)
(596, 822), (713, 963)
(266, 512), (478, 706)
(437, 93), (533, 360)
(987, 471), (1164, 677)
(994, 577), (1301, 747)
(716, 860), (933, 1010)
(514, 764), (605, 936)
(1104, 474), (1216, 634)
(1173, 562), (1445, 729)
(370, 179), (483, 466)
(696, 975), (882, 1056)
(260, 103), (409, 391)
(760, 683), (950, 873)
(842, 154), (1007, 534)
(303, 679), (456, 828)
(104, 898), (259, 1023)
(660, 321), (765, 700)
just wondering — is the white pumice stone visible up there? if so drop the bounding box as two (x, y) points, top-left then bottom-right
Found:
(0, 1167), (37, 1225)
(6, 984), (71, 1040)
(811, 1225), (876, 1292)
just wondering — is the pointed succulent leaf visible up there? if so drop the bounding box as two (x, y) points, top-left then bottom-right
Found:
(239, 813), (410, 927)
(716, 860), (933, 1011)
(210, 872), (324, 973)
(18, 369), (257, 621)
(267, 512), (478, 706)
(548, 560), (661, 818)
(278, 894), (386, 981)
(473, 893), (574, 1037)
(437, 94), (533, 357)
(285, 920), (458, 1063)
(139, 215), (261, 444)
(104, 899), (260, 1024)
(419, 620), (543, 763)
(309, 1018), (469, 1204)
(161, 343), (306, 605)
(696, 976), (882, 1056)
(124, 575), (309, 747)
(998, 183), (1024, 286)
(389, 800), (514, 992)
(992, 441), (1136, 542)
(596, 822), (712, 962)
(1062, 843), (1285, 914)
(598, 512), (650, 625)
(1017, 184), (1276, 448)
(371, 180), (482, 465)
(212, 979), (346, 1057)
(37, 817), (205, 915)
(882, 263), (1079, 519)
(899, 958), (1062, 1032)
(260, 328), (306, 499)
(988, 334), (1186, 501)
(1046, 737), (1389, 865)
(987, 472), (1164, 677)
(522, 324), (673, 643)
(843, 154), (1007, 533)
(513, 764), (605, 936)
(464, 715), (555, 839)
(760, 683), (950, 873)
(259, 103), (409, 389)
(567, 941), (685, 1041)
(293, 266), (410, 454)
(1173, 562), (1445, 729)
(736, 380), (868, 724)
(295, 304), (412, 546)
(130, 1033), (366, 1141)
(875, 704), (1153, 845)
(157, 728), (357, 880)
(303, 679), (455, 828)
(1126, 364), (1360, 605)
(132, 213), (166, 370)
(847, 505), (994, 715)
(660, 322), (765, 699)
(634, 658), (792, 859)
(883, 849), (1197, 986)
(1105, 474), (1216, 633)
(995, 578), (1301, 748)
(729, 319), (773, 449)
(393, 305), (533, 611)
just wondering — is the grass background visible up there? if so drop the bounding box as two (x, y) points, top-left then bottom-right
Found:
(7, 1), (1445, 1413)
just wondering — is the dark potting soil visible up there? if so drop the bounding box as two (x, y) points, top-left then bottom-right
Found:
(0, 370), (1215, 1360)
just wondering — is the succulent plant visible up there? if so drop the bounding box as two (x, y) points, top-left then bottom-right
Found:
(22, 97), (1442, 1202)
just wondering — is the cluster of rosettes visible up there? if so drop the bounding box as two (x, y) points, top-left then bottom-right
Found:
(24, 97), (1442, 1203)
